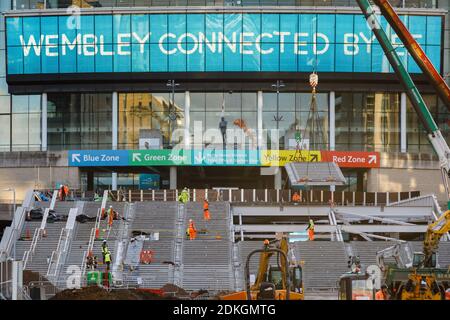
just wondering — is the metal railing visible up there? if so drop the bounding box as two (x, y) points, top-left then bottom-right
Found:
(108, 189), (422, 206)
(22, 228), (41, 270)
(46, 228), (72, 280)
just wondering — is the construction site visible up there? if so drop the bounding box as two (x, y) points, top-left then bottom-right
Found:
(0, 0), (450, 302)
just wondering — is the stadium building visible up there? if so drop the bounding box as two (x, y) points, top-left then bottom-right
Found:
(1, 1), (450, 300)
(0, 0), (448, 205)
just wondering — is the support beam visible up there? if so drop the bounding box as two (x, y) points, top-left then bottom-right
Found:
(41, 93), (47, 152)
(112, 172), (117, 191)
(232, 205), (433, 218)
(401, 92), (407, 153)
(274, 168), (282, 190)
(170, 166), (177, 190)
(257, 91), (263, 149)
(329, 91), (335, 151)
(235, 224), (427, 233)
(184, 91), (190, 149)
(112, 92), (118, 150)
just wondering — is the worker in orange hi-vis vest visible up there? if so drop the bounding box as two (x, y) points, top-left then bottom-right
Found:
(108, 205), (115, 229)
(203, 199), (211, 221)
(188, 219), (197, 240)
(306, 219), (315, 241)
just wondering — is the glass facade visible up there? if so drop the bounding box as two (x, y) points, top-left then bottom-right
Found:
(335, 92), (401, 152)
(118, 92), (185, 149)
(12, 0), (439, 9)
(47, 93), (112, 150)
(0, 2), (448, 154)
(406, 94), (450, 154)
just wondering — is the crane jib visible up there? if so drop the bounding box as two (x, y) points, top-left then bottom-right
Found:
(355, 0), (439, 135)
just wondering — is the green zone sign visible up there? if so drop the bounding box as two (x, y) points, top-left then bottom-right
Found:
(129, 150), (189, 166)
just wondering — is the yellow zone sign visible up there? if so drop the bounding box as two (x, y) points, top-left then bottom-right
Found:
(261, 150), (322, 167)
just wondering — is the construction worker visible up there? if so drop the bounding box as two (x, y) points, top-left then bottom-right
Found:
(292, 191), (301, 203)
(188, 219), (197, 240)
(178, 187), (189, 204)
(64, 184), (70, 200)
(203, 199), (211, 221)
(306, 219), (315, 241)
(104, 250), (112, 271)
(107, 205), (115, 228)
(58, 184), (66, 201)
(101, 240), (108, 264)
(375, 284), (390, 300)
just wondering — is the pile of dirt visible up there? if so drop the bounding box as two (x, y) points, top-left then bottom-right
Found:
(50, 285), (175, 300)
(161, 283), (189, 296)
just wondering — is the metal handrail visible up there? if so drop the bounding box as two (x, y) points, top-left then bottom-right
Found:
(46, 228), (65, 277)
(22, 228), (41, 270)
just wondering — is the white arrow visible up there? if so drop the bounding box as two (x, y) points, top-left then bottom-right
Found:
(132, 153), (142, 162)
(72, 154), (81, 163)
(194, 153), (204, 163)
(368, 155), (377, 164)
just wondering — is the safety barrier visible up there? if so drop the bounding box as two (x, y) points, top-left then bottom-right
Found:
(108, 189), (421, 206)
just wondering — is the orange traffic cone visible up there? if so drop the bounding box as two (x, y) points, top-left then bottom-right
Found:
(25, 229), (31, 240)
(95, 228), (99, 239)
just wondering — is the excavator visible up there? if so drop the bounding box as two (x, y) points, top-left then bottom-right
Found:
(375, 210), (450, 300)
(219, 233), (304, 300)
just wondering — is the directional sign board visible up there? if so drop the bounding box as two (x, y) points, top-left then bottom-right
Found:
(321, 151), (380, 168)
(129, 149), (189, 166)
(192, 149), (260, 166)
(68, 149), (380, 168)
(68, 150), (129, 167)
(261, 150), (321, 167)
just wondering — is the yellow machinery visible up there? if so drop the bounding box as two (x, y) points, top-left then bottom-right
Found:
(378, 210), (450, 300)
(219, 234), (304, 300)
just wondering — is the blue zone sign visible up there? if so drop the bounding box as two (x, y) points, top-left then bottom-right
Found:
(68, 150), (129, 166)
(6, 13), (442, 75)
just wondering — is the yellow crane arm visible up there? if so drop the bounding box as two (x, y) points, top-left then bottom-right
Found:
(423, 210), (450, 265)
(251, 249), (274, 291)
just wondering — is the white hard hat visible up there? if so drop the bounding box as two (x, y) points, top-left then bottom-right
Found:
(109, 205), (112, 208)
(60, 184), (63, 188)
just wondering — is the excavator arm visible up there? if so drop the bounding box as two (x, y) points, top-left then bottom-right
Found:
(376, 242), (413, 272)
(423, 210), (450, 267)
(251, 236), (291, 291)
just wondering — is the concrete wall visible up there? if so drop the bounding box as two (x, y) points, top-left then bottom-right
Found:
(367, 168), (447, 205)
(0, 166), (80, 202)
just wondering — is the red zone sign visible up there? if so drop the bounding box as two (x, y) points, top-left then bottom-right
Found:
(321, 151), (380, 168)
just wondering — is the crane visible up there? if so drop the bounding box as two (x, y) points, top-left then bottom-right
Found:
(355, 0), (450, 210)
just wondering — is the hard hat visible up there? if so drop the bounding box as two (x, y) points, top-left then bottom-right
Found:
(103, 240), (107, 243)
(60, 184), (63, 188)
(109, 205), (112, 208)
(189, 219), (192, 222)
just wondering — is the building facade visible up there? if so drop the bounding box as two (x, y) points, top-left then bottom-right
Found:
(0, 0), (449, 204)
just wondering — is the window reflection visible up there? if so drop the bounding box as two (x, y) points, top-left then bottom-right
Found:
(47, 93), (112, 150)
(335, 92), (400, 152)
(118, 92), (185, 149)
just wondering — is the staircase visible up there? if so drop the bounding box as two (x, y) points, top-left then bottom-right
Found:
(350, 241), (399, 270)
(122, 202), (178, 288)
(181, 202), (233, 292)
(292, 241), (349, 291)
